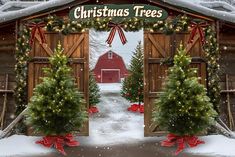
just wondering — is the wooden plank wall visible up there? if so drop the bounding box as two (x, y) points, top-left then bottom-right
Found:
(219, 23), (235, 130)
(0, 23), (16, 128)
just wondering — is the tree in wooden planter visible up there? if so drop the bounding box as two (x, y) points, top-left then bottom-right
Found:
(26, 43), (87, 155)
(121, 41), (144, 113)
(88, 71), (101, 114)
(152, 43), (217, 155)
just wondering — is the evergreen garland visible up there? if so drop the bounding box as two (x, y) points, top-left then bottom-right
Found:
(204, 26), (221, 112)
(15, 26), (31, 115)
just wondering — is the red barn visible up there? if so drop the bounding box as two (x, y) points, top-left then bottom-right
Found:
(93, 50), (128, 83)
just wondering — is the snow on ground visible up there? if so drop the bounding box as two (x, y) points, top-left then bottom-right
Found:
(78, 83), (160, 145)
(0, 135), (54, 157)
(185, 135), (235, 157)
(80, 92), (154, 145)
(98, 83), (122, 93)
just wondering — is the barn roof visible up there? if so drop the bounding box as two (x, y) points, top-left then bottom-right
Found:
(94, 50), (128, 70)
(96, 50), (127, 66)
(100, 50), (122, 58)
(0, 0), (235, 24)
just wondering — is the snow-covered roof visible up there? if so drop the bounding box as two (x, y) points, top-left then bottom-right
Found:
(0, 0), (76, 23)
(0, 0), (235, 24)
(162, 0), (235, 23)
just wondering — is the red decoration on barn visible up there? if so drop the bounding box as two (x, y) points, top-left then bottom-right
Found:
(188, 21), (208, 45)
(25, 21), (46, 46)
(93, 50), (128, 83)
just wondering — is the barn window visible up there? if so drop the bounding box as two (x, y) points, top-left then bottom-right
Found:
(108, 51), (113, 59)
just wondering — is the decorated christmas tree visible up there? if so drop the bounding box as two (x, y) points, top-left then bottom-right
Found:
(152, 43), (217, 155)
(26, 43), (87, 155)
(121, 41), (144, 112)
(89, 71), (101, 113)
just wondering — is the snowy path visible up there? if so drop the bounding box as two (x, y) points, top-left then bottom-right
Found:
(78, 86), (158, 145)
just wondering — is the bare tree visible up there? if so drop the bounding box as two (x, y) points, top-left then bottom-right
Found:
(89, 29), (109, 69)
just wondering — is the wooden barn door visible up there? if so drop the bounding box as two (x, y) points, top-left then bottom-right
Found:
(28, 32), (89, 136)
(144, 31), (206, 136)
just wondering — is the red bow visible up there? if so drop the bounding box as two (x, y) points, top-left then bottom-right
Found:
(161, 133), (205, 155)
(106, 22), (127, 45)
(89, 106), (99, 114)
(188, 22), (208, 45)
(127, 104), (144, 113)
(36, 134), (79, 155)
(25, 22), (46, 46)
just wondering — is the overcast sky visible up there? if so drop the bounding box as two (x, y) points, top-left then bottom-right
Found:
(90, 29), (143, 68)
(110, 29), (143, 66)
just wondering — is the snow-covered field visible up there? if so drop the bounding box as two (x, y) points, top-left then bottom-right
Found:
(1, 83), (235, 157)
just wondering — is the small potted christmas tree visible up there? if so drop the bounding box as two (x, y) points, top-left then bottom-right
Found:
(26, 43), (87, 155)
(152, 43), (217, 155)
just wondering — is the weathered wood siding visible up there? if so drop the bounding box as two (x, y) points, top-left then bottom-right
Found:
(219, 23), (235, 130)
(0, 23), (16, 128)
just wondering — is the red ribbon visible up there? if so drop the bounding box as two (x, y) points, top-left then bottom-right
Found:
(36, 134), (79, 155)
(188, 22), (208, 45)
(127, 104), (144, 113)
(106, 22), (127, 45)
(161, 133), (205, 155)
(25, 22), (46, 46)
(89, 106), (99, 114)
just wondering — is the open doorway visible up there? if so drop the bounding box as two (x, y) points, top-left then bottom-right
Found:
(87, 29), (145, 144)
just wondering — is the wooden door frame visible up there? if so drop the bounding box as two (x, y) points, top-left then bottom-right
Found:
(144, 31), (167, 136)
